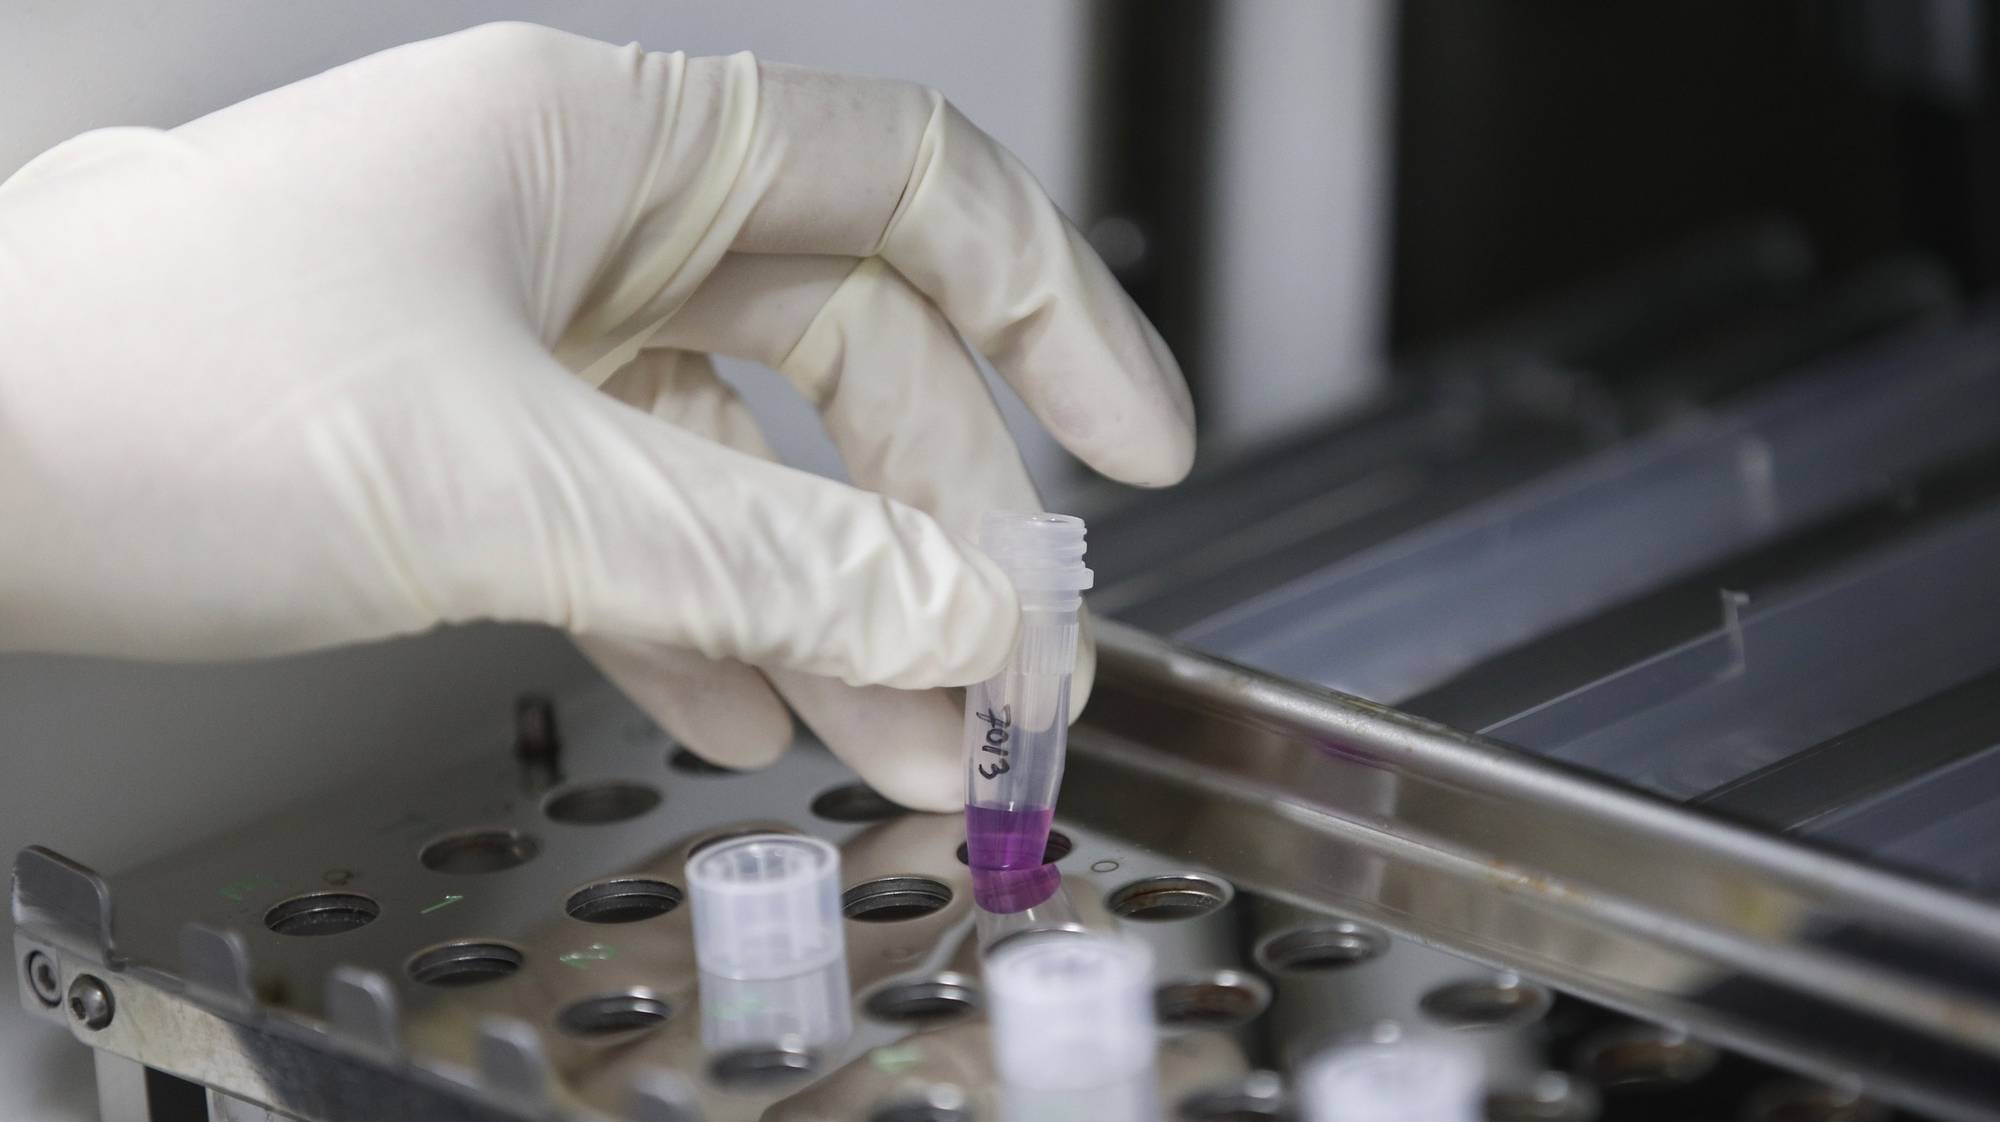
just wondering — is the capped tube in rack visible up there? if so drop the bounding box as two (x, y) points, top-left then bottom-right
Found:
(964, 512), (1091, 894)
(1299, 1035), (1482, 1122)
(986, 933), (1155, 1122)
(685, 834), (844, 980)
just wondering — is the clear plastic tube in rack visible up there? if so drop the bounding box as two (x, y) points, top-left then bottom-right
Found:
(1298, 1033), (1482, 1122)
(684, 834), (852, 1050)
(974, 866), (1080, 943)
(985, 933), (1156, 1122)
(964, 512), (1091, 880)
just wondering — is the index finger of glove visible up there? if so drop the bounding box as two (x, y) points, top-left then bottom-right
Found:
(730, 64), (1195, 488)
(374, 29), (1192, 486)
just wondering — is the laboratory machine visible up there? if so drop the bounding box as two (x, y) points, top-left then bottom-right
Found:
(19, 6), (2000, 1119)
(19, 243), (2000, 1117)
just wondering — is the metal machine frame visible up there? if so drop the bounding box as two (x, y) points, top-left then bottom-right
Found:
(16, 623), (2000, 1120)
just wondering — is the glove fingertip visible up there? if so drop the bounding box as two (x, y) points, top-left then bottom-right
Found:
(1067, 609), (1098, 723)
(578, 636), (794, 770)
(946, 542), (1024, 682)
(769, 673), (962, 812)
(682, 701), (794, 772)
(864, 762), (961, 814)
(855, 506), (1020, 690)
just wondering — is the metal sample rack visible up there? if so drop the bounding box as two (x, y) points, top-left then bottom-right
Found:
(16, 622), (2000, 1121)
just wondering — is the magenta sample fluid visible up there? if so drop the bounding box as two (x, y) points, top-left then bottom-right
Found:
(966, 803), (1055, 871)
(962, 513), (1090, 920)
(970, 861), (1063, 913)
(967, 805), (1059, 912)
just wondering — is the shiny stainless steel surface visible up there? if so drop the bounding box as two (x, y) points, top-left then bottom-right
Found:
(11, 623), (1972, 1121)
(1083, 294), (2000, 936)
(1069, 621), (2000, 1120)
(1166, 313), (2000, 701)
(7, 674), (1438, 1122)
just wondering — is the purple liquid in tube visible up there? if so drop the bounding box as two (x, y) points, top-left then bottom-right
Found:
(963, 514), (1090, 916)
(971, 862), (1062, 912)
(965, 803), (1054, 870)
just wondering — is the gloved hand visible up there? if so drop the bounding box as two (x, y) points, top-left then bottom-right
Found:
(0, 23), (1193, 809)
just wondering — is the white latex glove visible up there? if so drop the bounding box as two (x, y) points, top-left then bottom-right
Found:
(0, 23), (1193, 809)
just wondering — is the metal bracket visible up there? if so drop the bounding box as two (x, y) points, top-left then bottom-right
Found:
(12, 846), (117, 965)
(628, 1070), (701, 1122)
(477, 1017), (553, 1109)
(178, 923), (255, 1010)
(325, 966), (404, 1059)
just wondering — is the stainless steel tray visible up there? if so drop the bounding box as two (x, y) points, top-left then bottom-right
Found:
(17, 624), (1998, 1121)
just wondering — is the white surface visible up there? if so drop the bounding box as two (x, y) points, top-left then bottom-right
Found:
(1205, 0), (1394, 453)
(0, 5), (1092, 1116)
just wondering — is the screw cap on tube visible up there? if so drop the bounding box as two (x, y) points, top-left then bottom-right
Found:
(686, 834), (844, 981)
(1299, 1036), (1482, 1122)
(986, 933), (1154, 1090)
(978, 513), (1093, 598)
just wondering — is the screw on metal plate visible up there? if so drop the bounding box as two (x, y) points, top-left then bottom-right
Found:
(12, 847), (117, 963)
(629, 1069), (701, 1122)
(179, 923), (255, 1008)
(67, 975), (113, 1030)
(325, 966), (403, 1057)
(514, 694), (563, 791)
(23, 950), (61, 1008)
(477, 1016), (552, 1105)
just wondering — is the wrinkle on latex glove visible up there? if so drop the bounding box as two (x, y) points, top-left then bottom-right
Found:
(0, 23), (1189, 807)
(581, 634), (795, 770)
(591, 346), (1003, 805)
(517, 375), (1024, 687)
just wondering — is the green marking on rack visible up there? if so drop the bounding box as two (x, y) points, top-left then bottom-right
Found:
(558, 943), (616, 968)
(870, 1044), (924, 1075)
(217, 876), (275, 902)
(420, 894), (464, 915)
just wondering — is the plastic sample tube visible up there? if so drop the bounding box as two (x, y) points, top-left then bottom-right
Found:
(964, 512), (1092, 876)
(1298, 1035), (1482, 1122)
(974, 868), (1079, 944)
(985, 933), (1156, 1122)
(696, 962), (851, 1052)
(686, 833), (845, 980)
(970, 858), (1065, 915)
(685, 834), (852, 1049)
